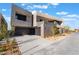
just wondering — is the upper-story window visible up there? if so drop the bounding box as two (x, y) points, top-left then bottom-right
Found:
(15, 13), (27, 21)
(39, 19), (43, 21)
(37, 19), (43, 22)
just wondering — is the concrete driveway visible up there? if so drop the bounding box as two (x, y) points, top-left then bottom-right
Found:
(14, 35), (54, 54)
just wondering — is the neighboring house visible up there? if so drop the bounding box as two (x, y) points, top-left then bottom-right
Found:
(11, 5), (63, 37)
(0, 13), (7, 40)
(75, 29), (79, 32)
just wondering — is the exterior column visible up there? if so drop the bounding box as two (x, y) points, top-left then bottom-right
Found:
(41, 21), (44, 37)
(32, 11), (37, 26)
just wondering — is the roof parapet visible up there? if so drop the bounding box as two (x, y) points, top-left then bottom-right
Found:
(32, 10), (63, 22)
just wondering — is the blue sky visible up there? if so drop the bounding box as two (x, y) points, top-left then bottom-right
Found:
(0, 3), (79, 30)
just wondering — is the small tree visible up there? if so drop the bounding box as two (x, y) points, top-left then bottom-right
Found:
(64, 26), (70, 33)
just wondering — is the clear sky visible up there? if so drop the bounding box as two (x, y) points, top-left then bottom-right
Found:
(0, 3), (79, 30)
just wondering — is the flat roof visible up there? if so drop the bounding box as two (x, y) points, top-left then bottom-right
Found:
(32, 11), (63, 22)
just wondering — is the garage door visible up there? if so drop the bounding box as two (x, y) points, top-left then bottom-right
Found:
(14, 27), (35, 36)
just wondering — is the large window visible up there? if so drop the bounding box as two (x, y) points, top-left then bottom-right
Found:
(16, 13), (27, 21)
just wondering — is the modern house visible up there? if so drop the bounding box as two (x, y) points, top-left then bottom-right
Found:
(11, 5), (63, 37)
(0, 13), (7, 40)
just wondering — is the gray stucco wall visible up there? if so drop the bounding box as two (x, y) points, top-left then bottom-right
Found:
(35, 27), (41, 35)
(44, 21), (54, 37)
(36, 16), (45, 37)
(11, 5), (33, 28)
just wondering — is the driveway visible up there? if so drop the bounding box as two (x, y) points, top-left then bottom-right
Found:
(14, 35), (54, 54)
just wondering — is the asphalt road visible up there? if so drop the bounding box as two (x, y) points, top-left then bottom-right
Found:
(33, 32), (79, 55)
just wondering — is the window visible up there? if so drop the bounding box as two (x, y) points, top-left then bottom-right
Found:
(16, 13), (27, 21)
(37, 19), (43, 22)
(39, 19), (43, 21)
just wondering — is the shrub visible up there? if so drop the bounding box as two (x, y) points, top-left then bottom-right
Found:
(12, 39), (17, 45)
(0, 46), (6, 52)
(51, 26), (59, 36)
(0, 33), (4, 41)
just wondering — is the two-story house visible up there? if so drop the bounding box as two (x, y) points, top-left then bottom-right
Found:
(11, 5), (63, 37)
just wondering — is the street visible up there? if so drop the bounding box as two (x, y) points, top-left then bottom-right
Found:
(32, 32), (79, 55)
